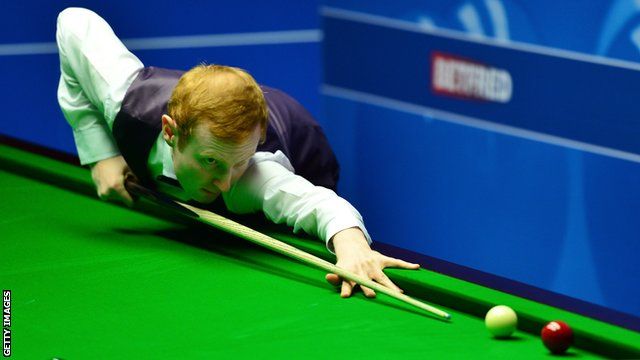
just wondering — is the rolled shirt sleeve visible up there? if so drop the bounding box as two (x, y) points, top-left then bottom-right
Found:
(223, 151), (372, 253)
(58, 79), (121, 164)
(56, 7), (143, 165)
(57, 67), (121, 165)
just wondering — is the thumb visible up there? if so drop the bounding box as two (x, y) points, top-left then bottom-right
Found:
(117, 186), (134, 207)
(325, 273), (342, 287)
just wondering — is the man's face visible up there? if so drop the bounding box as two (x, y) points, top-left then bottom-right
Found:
(171, 123), (261, 203)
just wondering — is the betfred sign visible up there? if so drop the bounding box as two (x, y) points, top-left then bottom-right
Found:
(431, 51), (513, 103)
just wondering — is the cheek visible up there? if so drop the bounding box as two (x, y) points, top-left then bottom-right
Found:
(173, 154), (188, 176)
(173, 151), (186, 169)
(175, 155), (203, 182)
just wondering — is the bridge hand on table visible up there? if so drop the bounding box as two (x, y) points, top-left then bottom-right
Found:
(325, 227), (420, 298)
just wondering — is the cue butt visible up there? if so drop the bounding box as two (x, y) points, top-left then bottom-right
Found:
(124, 178), (199, 219)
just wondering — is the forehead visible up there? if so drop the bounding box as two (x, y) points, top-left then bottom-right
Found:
(187, 123), (260, 159)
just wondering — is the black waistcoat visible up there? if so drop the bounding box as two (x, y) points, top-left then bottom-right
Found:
(112, 66), (339, 191)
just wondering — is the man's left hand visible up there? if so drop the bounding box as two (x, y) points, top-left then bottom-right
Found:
(326, 227), (420, 298)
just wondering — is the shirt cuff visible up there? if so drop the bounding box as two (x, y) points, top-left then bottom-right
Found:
(73, 125), (121, 165)
(323, 211), (372, 254)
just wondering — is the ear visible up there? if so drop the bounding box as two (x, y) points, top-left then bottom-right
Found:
(162, 114), (178, 147)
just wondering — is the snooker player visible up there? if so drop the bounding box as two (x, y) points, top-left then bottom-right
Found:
(56, 7), (419, 298)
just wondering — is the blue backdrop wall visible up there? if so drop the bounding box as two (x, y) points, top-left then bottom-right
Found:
(321, 0), (640, 330)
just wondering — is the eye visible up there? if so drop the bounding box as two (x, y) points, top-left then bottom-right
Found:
(204, 157), (217, 165)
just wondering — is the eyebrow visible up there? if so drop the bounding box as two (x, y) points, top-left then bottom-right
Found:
(199, 151), (252, 166)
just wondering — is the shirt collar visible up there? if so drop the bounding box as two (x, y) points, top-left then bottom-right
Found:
(160, 139), (177, 179)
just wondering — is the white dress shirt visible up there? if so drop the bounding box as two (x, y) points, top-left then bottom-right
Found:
(56, 7), (371, 252)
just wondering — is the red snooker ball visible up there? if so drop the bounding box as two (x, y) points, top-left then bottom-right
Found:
(541, 320), (573, 354)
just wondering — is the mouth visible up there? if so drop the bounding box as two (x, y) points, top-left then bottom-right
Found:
(201, 188), (218, 196)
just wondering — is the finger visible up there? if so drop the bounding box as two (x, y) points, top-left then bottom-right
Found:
(118, 187), (134, 207)
(361, 284), (376, 298)
(383, 257), (421, 269)
(102, 185), (133, 207)
(123, 170), (138, 183)
(374, 272), (404, 294)
(123, 173), (140, 202)
(340, 280), (354, 298)
(96, 185), (110, 202)
(325, 273), (341, 287)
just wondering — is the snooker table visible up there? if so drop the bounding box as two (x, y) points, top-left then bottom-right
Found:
(1, 142), (639, 359)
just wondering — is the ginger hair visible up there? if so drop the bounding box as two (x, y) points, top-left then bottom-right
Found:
(167, 64), (268, 149)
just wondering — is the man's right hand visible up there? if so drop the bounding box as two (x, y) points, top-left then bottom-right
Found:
(90, 155), (135, 207)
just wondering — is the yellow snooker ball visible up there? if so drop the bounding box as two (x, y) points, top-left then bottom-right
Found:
(485, 305), (518, 338)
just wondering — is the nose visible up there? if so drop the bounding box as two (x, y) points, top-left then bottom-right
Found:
(212, 170), (232, 192)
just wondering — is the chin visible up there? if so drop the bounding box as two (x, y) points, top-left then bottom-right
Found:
(198, 196), (217, 204)
(192, 189), (219, 204)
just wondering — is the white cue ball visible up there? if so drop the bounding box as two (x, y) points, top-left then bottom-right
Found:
(485, 305), (518, 338)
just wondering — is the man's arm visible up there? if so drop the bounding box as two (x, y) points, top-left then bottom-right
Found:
(57, 50), (133, 205)
(223, 151), (371, 249)
(223, 151), (420, 297)
(58, 54), (134, 205)
(56, 7), (142, 205)
(57, 62), (121, 166)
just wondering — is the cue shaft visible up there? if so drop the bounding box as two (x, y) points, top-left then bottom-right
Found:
(179, 202), (451, 320)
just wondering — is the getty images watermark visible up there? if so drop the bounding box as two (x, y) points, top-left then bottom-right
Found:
(3, 290), (10, 357)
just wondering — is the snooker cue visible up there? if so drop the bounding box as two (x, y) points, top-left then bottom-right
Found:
(125, 179), (451, 320)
